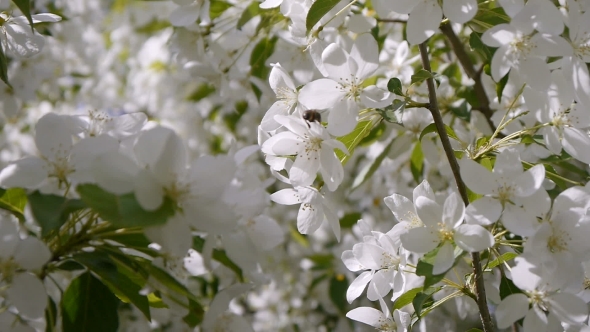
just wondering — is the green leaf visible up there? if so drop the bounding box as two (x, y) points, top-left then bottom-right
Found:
(329, 274), (348, 314)
(237, 1), (260, 30)
(410, 142), (424, 183)
(186, 84), (216, 102)
(466, 329), (484, 332)
(45, 297), (57, 332)
(183, 298), (205, 327)
(62, 272), (120, 332)
(192, 236), (244, 281)
(77, 184), (175, 228)
(468, 32), (495, 62)
(305, 0), (342, 33)
(148, 264), (198, 303)
(377, 99), (405, 123)
(499, 274), (522, 300)
(412, 286), (441, 317)
(308, 254), (333, 270)
(350, 136), (397, 192)
(73, 252), (151, 320)
(411, 69), (434, 86)
(419, 122), (460, 142)
(470, 7), (510, 33)
(339, 212), (361, 229)
(250, 37), (277, 80)
(359, 121), (386, 146)
(448, 100), (471, 121)
(28, 192), (86, 237)
(0, 42), (10, 88)
(336, 120), (377, 165)
(387, 77), (403, 96)
(11, 0), (34, 30)
(496, 71), (510, 102)
(209, 0), (232, 19)
(457, 86), (481, 109)
(486, 252), (518, 270)
(442, 63), (461, 86)
(393, 287), (423, 310)
(0, 188), (27, 222)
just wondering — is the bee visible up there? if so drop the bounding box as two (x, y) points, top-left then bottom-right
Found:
(302, 109), (322, 128)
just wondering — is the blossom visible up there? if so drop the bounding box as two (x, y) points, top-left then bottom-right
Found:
(400, 192), (494, 274)
(0, 12), (61, 58)
(261, 115), (348, 191)
(260, 63), (302, 132)
(346, 294), (411, 332)
(298, 34), (393, 136)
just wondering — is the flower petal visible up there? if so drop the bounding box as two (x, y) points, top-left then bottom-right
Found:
(454, 224), (495, 252)
(495, 294), (529, 328)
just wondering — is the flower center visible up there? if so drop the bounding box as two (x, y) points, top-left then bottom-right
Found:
(0, 256), (19, 283)
(338, 74), (362, 102)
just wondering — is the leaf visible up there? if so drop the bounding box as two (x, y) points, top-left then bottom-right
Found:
(192, 236), (244, 281)
(412, 286), (441, 316)
(0, 42), (10, 88)
(45, 297), (57, 332)
(183, 298), (205, 327)
(486, 252), (518, 270)
(305, 0), (342, 33)
(77, 184), (175, 228)
(393, 287), (423, 310)
(339, 212), (361, 229)
(419, 122), (460, 142)
(496, 71), (510, 102)
(410, 142), (424, 183)
(499, 274), (522, 300)
(148, 264), (198, 302)
(237, 1), (260, 30)
(416, 246), (464, 289)
(377, 100), (405, 124)
(466, 329), (484, 332)
(250, 37), (277, 80)
(61, 272), (120, 332)
(11, 0), (34, 30)
(470, 7), (510, 32)
(350, 136), (398, 192)
(73, 251), (151, 320)
(387, 78), (403, 96)
(0, 188), (27, 222)
(411, 69), (434, 86)
(449, 100), (471, 121)
(468, 32), (495, 62)
(27, 192), (86, 237)
(336, 120), (377, 165)
(209, 0), (232, 20)
(329, 274), (348, 314)
(186, 84), (216, 102)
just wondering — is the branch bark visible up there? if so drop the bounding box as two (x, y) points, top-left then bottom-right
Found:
(418, 42), (495, 332)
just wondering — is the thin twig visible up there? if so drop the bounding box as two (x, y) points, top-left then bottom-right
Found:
(439, 23), (502, 137)
(376, 18), (407, 23)
(418, 42), (495, 332)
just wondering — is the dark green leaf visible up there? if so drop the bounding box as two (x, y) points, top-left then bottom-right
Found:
(449, 100), (471, 121)
(412, 287), (440, 317)
(442, 63), (461, 85)
(410, 142), (424, 183)
(0, 188), (26, 222)
(77, 184), (175, 228)
(486, 252), (518, 270)
(329, 274), (348, 314)
(339, 212), (361, 229)
(468, 32), (495, 62)
(183, 299), (205, 327)
(186, 84), (216, 102)
(56, 260), (85, 272)
(305, 0), (342, 33)
(419, 122), (460, 142)
(470, 7), (510, 33)
(351, 136), (398, 192)
(411, 69), (434, 86)
(11, 0), (34, 30)
(45, 297), (57, 332)
(393, 287), (423, 310)
(73, 252), (151, 320)
(0, 42), (10, 88)
(456, 86), (480, 109)
(250, 37), (277, 80)
(499, 274), (522, 300)
(359, 121), (386, 146)
(308, 254), (333, 270)
(237, 1), (260, 30)
(387, 78), (403, 96)
(28, 192), (86, 237)
(62, 272), (120, 332)
(336, 120), (378, 165)
(496, 71), (510, 101)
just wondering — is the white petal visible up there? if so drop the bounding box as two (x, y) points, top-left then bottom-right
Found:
(134, 169), (164, 211)
(549, 292), (588, 325)
(367, 270), (392, 301)
(270, 188), (300, 205)
(532, 34), (573, 57)
(169, 4), (199, 26)
(327, 98), (359, 137)
(495, 294), (529, 328)
(523, 306), (548, 332)
(442, 192), (465, 229)
(517, 57), (551, 92)
(290, 151), (320, 188)
(432, 242), (454, 275)
(400, 227), (439, 253)
(144, 214), (192, 257)
(459, 158), (496, 195)
(319, 146), (343, 191)
(92, 152), (138, 194)
(415, 196), (442, 227)
(455, 224), (494, 252)
(501, 204), (537, 237)
(491, 45), (512, 82)
(482, 24), (517, 47)
(360, 86), (394, 108)
(322, 43), (352, 81)
(347, 271), (372, 303)
(465, 197), (502, 225)
(298, 79), (344, 109)
(513, 164), (545, 197)
(346, 307), (386, 327)
(406, 1), (442, 45)
(414, 180), (436, 201)
(443, 0), (477, 24)
(350, 34), (379, 79)
(7, 273), (47, 319)
(352, 243), (388, 270)
(0, 157), (46, 189)
(297, 201), (323, 234)
(261, 131), (300, 156)
(260, 102), (292, 132)
(563, 128), (590, 163)
(4, 24), (45, 58)
(14, 237), (51, 270)
(384, 194), (417, 223)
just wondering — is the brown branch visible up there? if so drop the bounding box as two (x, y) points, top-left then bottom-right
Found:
(418, 42), (495, 332)
(376, 18), (407, 23)
(439, 23), (501, 136)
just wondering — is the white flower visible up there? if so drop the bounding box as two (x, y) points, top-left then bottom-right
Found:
(260, 63), (302, 132)
(261, 115), (348, 191)
(0, 12), (61, 58)
(298, 34), (393, 136)
(347, 295), (411, 332)
(270, 186), (340, 240)
(400, 192), (495, 274)
(169, 0), (210, 27)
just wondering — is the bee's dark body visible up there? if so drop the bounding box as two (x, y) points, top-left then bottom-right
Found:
(302, 110), (321, 127)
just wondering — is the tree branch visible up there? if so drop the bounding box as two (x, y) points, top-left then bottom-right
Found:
(418, 42), (495, 332)
(376, 18), (407, 23)
(439, 23), (500, 136)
